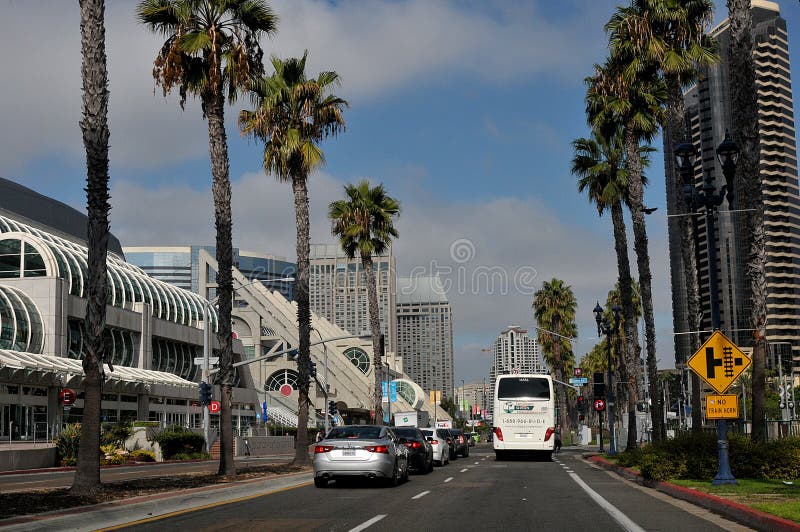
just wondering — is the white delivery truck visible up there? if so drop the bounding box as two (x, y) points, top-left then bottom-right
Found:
(394, 411), (429, 428)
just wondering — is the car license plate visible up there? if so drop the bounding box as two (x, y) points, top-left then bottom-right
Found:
(517, 433), (534, 438)
(342, 448), (356, 456)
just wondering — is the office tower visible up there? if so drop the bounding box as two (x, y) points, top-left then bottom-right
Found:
(124, 246), (296, 301)
(309, 243), (397, 353)
(665, 0), (799, 368)
(396, 276), (454, 399)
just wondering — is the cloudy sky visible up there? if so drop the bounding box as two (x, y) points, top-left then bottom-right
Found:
(3, 0), (799, 383)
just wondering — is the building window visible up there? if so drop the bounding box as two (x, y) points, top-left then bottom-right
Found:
(264, 369), (300, 392)
(343, 347), (370, 374)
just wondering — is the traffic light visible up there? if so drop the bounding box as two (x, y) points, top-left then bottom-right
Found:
(576, 395), (586, 412)
(199, 381), (212, 405)
(328, 400), (338, 417)
(309, 362), (317, 379)
(593, 372), (605, 399)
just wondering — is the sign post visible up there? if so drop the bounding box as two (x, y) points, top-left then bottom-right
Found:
(687, 330), (751, 485)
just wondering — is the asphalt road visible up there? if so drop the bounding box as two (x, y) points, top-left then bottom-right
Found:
(108, 445), (751, 532)
(0, 456), (289, 492)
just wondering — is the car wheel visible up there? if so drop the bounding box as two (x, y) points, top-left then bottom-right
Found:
(314, 477), (328, 488)
(495, 450), (504, 461)
(464, 448), (469, 458)
(402, 461), (410, 482)
(389, 461), (401, 487)
(427, 456), (434, 473)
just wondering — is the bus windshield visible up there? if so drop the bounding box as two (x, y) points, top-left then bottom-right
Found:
(497, 377), (550, 400)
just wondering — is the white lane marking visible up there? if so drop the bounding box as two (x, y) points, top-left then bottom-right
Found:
(460, 468), (468, 473)
(444, 477), (453, 483)
(412, 490), (430, 500)
(567, 471), (645, 532)
(349, 514), (387, 532)
(474, 462), (479, 465)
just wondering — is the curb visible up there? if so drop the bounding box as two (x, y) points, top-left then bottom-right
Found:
(588, 455), (800, 531)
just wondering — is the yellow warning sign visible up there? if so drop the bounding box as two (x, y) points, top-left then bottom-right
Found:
(705, 394), (740, 419)
(687, 330), (751, 394)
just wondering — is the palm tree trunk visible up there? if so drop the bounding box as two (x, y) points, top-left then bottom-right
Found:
(552, 318), (567, 432)
(610, 202), (641, 450)
(362, 256), (383, 423)
(624, 125), (665, 443)
(664, 73), (704, 433)
(202, 86), (235, 476)
(72, 0), (110, 497)
(292, 175), (312, 465)
(727, 0), (767, 443)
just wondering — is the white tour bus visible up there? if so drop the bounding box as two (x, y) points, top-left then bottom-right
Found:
(492, 374), (556, 460)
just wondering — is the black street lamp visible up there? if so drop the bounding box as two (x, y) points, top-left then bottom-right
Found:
(594, 302), (621, 455)
(674, 133), (740, 486)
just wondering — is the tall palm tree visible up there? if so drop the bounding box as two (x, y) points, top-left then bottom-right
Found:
(138, 0), (278, 475)
(586, 54), (667, 442)
(727, 0), (766, 443)
(572, 127), (651, 449)
(240, 52), (347, 465)
(607, 0), (717, 436)
(329, 181), (400, 423)
(71, 0), (111, 497)
(533, 279), (578, 431)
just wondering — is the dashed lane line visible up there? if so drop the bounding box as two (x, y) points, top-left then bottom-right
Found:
(412, 491), (430, 500)
(349, 514), (387, 532)
(460, 468), (468, 473)
(444, 477), (453, 483)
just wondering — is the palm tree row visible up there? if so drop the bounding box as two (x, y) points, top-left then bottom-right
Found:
(575, 0), (768, 446)
(572, 0), (718, 446)
(73, 0), (396, 491)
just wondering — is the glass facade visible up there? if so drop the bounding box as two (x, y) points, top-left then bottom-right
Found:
(0, 285), (43, 352)
(0, 216), (217, 330)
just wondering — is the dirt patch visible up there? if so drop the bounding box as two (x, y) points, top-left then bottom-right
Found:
(0, 463), (306, 520)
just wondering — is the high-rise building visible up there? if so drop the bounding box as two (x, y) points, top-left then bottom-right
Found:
(665, 0), (800, 368)
(309, 243), (397, 353)
(124, 246), (296, 301)
(488, 326), (544, 416)
(396, 276), (454, 399)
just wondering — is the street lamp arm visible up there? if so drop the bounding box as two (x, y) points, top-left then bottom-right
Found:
(534, 326), (577, 342)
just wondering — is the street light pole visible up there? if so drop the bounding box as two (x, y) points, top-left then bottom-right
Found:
(594, 303), (620, 455)
(675, 133), (739, 485)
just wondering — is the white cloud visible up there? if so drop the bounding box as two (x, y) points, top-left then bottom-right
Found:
(111, 167), (675, 383)
(0, 0), (607, 172)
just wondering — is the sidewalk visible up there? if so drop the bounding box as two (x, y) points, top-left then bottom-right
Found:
(585, 453), (800, 532)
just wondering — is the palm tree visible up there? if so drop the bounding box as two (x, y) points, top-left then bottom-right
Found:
(727, 0), (767, 443)
(71, 0), (111, 497)
(240, 52), (347, 465)
(533, 279), (578, 431)
(586, 54), (667, 442)
(138, 0), (278, 475)
(606, 0), (717, 436)
(329, 181), (400, 423)
(572, 127), (651, 449)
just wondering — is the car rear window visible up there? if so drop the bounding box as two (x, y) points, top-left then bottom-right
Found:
(394, 428), (421, 438)
(326, 426), (382, 439)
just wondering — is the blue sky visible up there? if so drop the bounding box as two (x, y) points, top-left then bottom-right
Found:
(2, 0), (799, 383)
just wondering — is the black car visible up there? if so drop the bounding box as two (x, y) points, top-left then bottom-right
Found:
(448, 429), (470, 458)
(394, 427), (434, 473)
(438, 428), (457, 461)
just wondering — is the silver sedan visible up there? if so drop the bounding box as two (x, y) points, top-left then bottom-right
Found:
(313, 425), (409, 488)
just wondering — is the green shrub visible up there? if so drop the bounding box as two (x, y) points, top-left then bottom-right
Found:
(639, 449), (686, 481)
(149, 426), (205, 460)
(101, 421), (132, 448)
(172, 452), (210, 461)
(129, 449), (156, 462)
(133, 421), (160, 427)
(615, 448), (642, 468)
(53, 424), (81, 466)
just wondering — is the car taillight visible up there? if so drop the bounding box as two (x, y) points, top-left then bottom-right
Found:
(314, 445), (333, 454)
(493, 427), (504, 441)
(544, 427), (555, 441)
(364, 445), (390, 454)
(430, 440), (439, 445)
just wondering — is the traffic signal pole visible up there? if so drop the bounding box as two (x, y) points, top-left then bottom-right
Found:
(203, 305), (211, 453)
